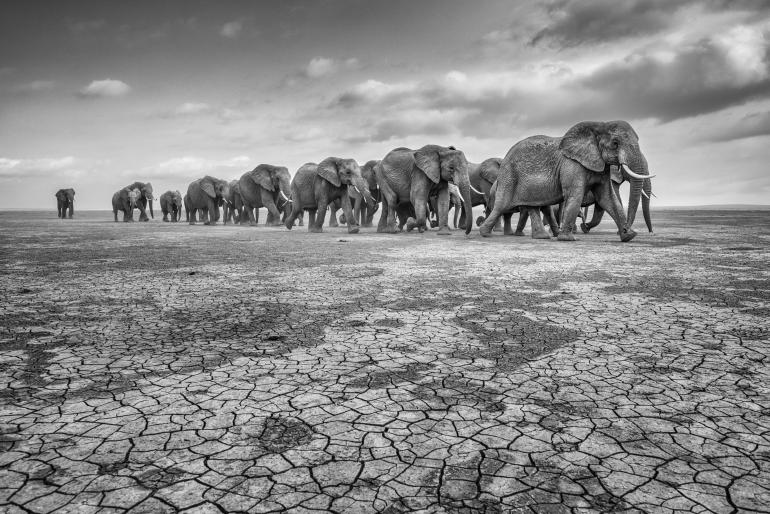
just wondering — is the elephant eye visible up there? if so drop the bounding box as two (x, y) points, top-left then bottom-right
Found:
(611, 139), (619, 148)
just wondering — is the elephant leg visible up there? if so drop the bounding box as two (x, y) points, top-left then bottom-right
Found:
(407, 197), (429, 233)
(163, 211), (169, 222)
(543, 206), (560, 237)
(503, 213), (516, 235)
(377, 180), (399, 233)
(308, 209), (317, 231)
(557, 197), (583, 241)
(328, 204), (339, 227)
(436, 187), (451, 235)
(189, 208), (196, 225)
(341, 192), (359, 234)
(529, 207), (551, 239)
(513, 210), (527, 236)
(594, 179), (636, 242)
(582, 204), (604, 233)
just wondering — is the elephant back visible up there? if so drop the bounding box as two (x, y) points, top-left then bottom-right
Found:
(291, 163), (319, 209)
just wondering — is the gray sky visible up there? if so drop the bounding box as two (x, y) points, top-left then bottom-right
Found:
(1, 0), (769, 208)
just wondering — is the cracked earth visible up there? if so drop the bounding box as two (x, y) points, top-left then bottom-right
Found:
(1, 209), (769, 513)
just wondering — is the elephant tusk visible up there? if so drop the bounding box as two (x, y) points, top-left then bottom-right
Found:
(470, 185), (484, 196)
(622, 164), (656, 180)
(650, 191), (658, 198)
(641, 190), (649, 199)
(280, 190), (291, 202)
(353, 186), (362, 196)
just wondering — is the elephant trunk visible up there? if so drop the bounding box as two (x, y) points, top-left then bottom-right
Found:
(149, 199), (154, 219)
(351, 177), (374, 206)
(621, 150), (649, 231)
(456, 176), (473, 235)
(642, 178), (653, 233)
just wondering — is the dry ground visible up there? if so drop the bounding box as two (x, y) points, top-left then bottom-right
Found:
(1, 209), (769, 513)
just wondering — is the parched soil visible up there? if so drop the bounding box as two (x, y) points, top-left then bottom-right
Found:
(1, 209), (769, 513)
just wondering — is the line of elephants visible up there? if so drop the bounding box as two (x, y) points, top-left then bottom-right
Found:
(69, 120), (655, 241)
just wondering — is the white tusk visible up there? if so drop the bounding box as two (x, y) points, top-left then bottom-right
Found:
(280, 190), (291, 202)
(470, 185), (484, 195)
(641, 190), (649, 199)
(353, 186), (362, 195)
(622, 164), (656, 180)
(651, 192), (657, 198)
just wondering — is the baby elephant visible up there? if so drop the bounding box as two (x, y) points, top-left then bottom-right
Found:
(160, 190), (184, 222)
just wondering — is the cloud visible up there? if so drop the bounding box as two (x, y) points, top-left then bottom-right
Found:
(220, 21), (242, 38)
(78, 79), (131, 98)
(578, 27), (770, 122)
(14, 80), (55, 92)
(0, 156), (80, 179)
(706, 111), (770, 142)
(66, 19), (106, 34)
(306, 57), (336, 78)
(146, 155), (251, 179)
(174, 102), (212, 115)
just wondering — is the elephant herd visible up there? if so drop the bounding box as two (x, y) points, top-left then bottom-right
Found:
(59, 120), (655, 241)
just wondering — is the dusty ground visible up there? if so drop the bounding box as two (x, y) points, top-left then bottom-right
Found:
(1, 209), (769, 513)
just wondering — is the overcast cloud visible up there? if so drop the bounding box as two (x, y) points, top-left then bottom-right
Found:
(1, 0), (769, 208)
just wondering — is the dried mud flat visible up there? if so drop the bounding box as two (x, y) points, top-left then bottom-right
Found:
(1, 209), (769, 514)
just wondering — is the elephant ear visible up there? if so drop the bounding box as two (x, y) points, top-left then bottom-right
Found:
(414, 148), (440, 184)
(610, 166), (623, 184)
(560, 122), (606, 172)
(317, 159), (341, 187)
(201, 180), (216, 199)
(479, 159), (501, 183)
(251, 166), (274, 191)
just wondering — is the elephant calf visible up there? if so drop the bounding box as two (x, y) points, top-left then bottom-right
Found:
(160, 190), (184, 222)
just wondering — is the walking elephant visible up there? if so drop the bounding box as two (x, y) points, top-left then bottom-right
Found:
(223, 180), (244, 224)
(160, 190), (183, 222)
(352, 160), (381, 227)
(112, 182), (154, 222)
(284, 157), (375, 233)
(479, 120), (653, 242)
(578, 165), (654, 234)
(376, 145), (473, 235)
(186, 176), (230, 225)
(239, 164), (292, 226)
(55, 188), (75, 219)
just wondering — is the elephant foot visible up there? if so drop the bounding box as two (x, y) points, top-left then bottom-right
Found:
(580, 223), (591, 233)
(436, 226), (452, 235)
(347, 226), (359, 234)
(532, 230), (551, 239)
(309, 226), (323, 233)
(189, 221), (196, 225)
(557, 232), (576, 241)
(405, 217), (418, 232)
(479, 225), (493, 238)
(475, 216), (486, 227)
(620, 229), (637, 243)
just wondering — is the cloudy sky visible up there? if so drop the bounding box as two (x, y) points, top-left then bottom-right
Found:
(1, 0), (769, 209)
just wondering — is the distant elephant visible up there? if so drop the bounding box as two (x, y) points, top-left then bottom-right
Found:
(55, 188), (75, 219)
(186, 176), (230, 225)
(353, 160), (381, 227)
(578, 165), (654, 234)
(479, 120), (653, 242)
(284, 158), (375, 233)
(239, 164), (292, 226)
(160, 190), (183, 222)
(376, 145), (473, 235)
(223, 180), (244, 224)
(112, 182), (154, 222)
(463, 158), (503, 230)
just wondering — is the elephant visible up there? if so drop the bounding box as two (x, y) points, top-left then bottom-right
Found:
(578, 165), (654, 234)
(160, 190), (183, 222)
(428, 182), (464, 229)
(186, 176), (230, 225)
(284, 157), (375, 233)
(55, 188), (75, 219)
(223, 180), (245, 225)
(239, 164), (292, 226)
(479, 120), (653, 242)
(112, 182), (154, 222)
(352, 160), (381, 227)
(462, 158), (503, 230)
(375, 145), (473, 235)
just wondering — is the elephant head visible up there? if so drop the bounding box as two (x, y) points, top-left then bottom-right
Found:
(200, 175), (231, 204)
(56, 188), (75, 203)
(413, 145), (473, 234)
(317, 157), (375, 205)
(249, 164), (292, 205)
(360, 160), (381, 203)
(172, 190), (183, 207)
(141, 182), (154, 219)
(561, 121), (654, 232)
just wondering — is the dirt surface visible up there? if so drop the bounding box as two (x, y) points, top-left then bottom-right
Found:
(1, 209), (769, 513)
